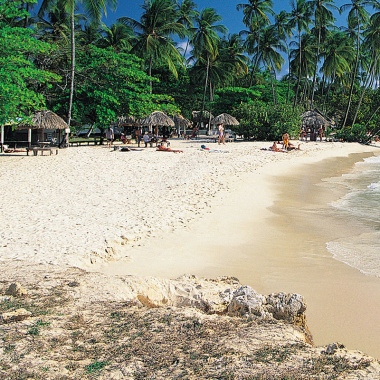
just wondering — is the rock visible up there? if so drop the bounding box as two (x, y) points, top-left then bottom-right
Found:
(67, 281), (80, 287)
(0, 296), (12, 302)
(265, 292), (307, 323)
(323, 342), (345, 355)
(5, 283), (27, 297)
(1, 308), (32, 323)
(227, 286), (267, 317)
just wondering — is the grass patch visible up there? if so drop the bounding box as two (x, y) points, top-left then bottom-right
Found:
(85, 360), (109, 373)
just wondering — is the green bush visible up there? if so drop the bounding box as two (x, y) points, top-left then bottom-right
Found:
(232, 101), (303, 140)
(334, 124), (369, 142)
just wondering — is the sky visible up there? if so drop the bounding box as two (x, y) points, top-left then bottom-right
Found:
(102, 0), (350, 33)
(32, 0), (372, 78)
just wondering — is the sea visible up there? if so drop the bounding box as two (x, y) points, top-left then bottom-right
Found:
(325, 154), (380, 278)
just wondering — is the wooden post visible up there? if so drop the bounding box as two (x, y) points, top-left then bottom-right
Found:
(28, 128), (32, 148)
(1, 125), (4, 152)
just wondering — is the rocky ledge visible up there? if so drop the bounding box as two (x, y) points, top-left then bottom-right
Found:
(1, 261), (379, 379)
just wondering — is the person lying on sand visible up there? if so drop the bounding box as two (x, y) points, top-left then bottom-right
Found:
(261, 142), (287, 152)
(287, 142), (301, 151)
(156, 145), (183, 153)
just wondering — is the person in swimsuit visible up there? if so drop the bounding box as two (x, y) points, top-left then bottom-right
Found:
(218, 123), (225, 145)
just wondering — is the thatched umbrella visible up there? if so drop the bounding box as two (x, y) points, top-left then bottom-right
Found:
(173, 114), (191, 135)
(139, 111), (174, 133)
(191, 110), (214, 124)
(212, 113), (239, 126)
(17, 110), (68, 148)
(301, 109), (335, 128)
(113, 115), (137, 127)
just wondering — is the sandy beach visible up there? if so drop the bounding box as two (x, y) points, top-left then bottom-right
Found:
(1, 139), (380, 358)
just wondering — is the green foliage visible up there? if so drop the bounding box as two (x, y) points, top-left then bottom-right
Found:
(85, 360), (109, 373)
(213, 87), (261, 115)
(233, 101), (302, 140)
(49, 46), (180, 127)
(335, 124), (369, 142)
(0, 0), (60, 125)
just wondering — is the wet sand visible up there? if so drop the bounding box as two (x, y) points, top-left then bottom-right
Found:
(99, 150), (380, 359)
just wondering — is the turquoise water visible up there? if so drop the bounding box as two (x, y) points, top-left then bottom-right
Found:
(326, 154), (380, 278)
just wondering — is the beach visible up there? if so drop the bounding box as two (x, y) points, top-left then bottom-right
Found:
(1, 139), (380, 358)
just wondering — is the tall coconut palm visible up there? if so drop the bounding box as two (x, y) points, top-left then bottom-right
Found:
(97, 22), (135, 52)
(237, 0), (274, 86)
(270, 10), (293, 102)
(119, 0), (186, 94)
(255, 26), (286, 104)
(219, 34), (249, 79)
(78, 22), (102, 46)
(320, 29), (354, 110)
(34, 0), (72, 43)
(288, 0), (313, 106)
(308, 0), (338, 107)
(352, 11), (380, 125)
(189, 8), (227, 123)
(38, 0), (117, 129)
(340, 0), (378, 127)
(176, 0), (199, 57)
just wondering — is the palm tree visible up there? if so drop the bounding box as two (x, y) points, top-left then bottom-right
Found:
(256, 27), (286, 104)
(270, 10), (293, 103)
(219, 34), (249, 80)
(176, 0), (199, 57)
(189, 8), (227, 123)
(78, 22), (102, 46)
(34, 0), (72, 44)
(352, 11), (380, 125)
(308, 0), (338, 107)
(97, 23), (135, 52)
(119, 0), (186, 94)
(288, 0), (313, 106)
(339, 0), (378, 127)
(38, 0), (117, 129)
(236, 0), (274, 86)
(320, 30), (354, 110)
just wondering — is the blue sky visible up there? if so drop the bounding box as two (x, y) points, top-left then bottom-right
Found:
(32, 0), (375, 78)
(103, 0), (350, 33)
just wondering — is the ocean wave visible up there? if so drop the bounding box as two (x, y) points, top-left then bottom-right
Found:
(368, 181), (380, 191)
(327, 235), (380, 278)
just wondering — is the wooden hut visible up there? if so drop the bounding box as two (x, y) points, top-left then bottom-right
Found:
(301, 109), (335, 141)
(2, 110), (68, 150)
(173, 114), (192, 136)
(139, 111), (174, 136)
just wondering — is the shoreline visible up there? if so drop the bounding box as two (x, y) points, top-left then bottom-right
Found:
(2, 140), (380, 359)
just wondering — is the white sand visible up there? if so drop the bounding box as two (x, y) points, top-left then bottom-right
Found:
(1, 139), (379, 269)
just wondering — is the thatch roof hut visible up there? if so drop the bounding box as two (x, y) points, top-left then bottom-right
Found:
(17, 110), (68, 130)
(113, 115), (137, 127)
(15, 110), (68, 148)
(191, 110), (214, 123)
(301, 109), (335, 128)
(173, 114), (191, 127)
(212, 113), (239, 126)
(139, 111), (175, 128)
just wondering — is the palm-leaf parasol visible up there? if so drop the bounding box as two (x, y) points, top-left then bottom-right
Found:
(212, 113), (239, 126)
(139, 111), (175, 127)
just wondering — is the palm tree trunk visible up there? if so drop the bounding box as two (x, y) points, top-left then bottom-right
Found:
(148, 54), (153, 95)
(200, 55), (210, 130)
(342, 15), (360, 128)
(310, 25), (321, 108)
(67, 10), (75, 130)
(352, 53), (380, 126)
(293, 30), (302, 107)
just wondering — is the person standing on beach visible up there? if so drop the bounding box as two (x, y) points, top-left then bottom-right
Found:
(105, 126), (114, 148)
(135, 127), (142, 147)
(218, 123), (225, 144)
